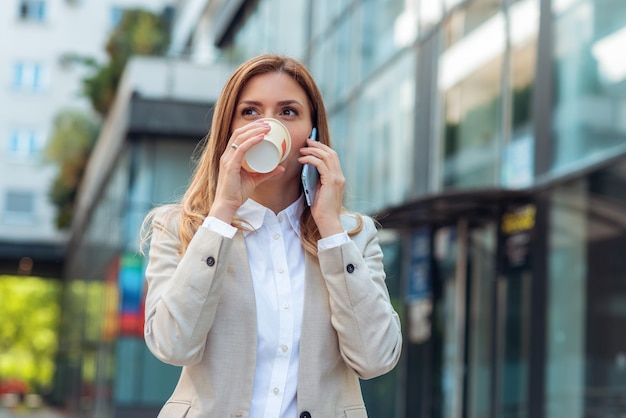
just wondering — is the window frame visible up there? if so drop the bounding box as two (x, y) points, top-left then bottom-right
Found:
(18, 0), (47, 22)
(3, 190), (36, 223)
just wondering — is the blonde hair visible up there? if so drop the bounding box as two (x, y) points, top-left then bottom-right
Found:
(142, 54), (361, 256)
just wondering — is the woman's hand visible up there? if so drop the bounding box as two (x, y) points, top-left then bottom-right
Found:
(298, 138), (345, 237)
(209, 120), (285, 223)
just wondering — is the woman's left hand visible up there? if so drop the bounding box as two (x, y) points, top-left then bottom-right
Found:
(298, 138), (345, 237)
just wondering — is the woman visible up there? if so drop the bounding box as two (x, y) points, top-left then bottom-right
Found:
(142, 54), (402, 418)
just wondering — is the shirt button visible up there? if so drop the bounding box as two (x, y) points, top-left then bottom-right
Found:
(273, 387), (280, 395)
(281, 345), (288, 352)
(278, 215), (284, 222)
(206, 256), (216, 267)
(346, 263), (355, 273)
(278, 267), (284, 274)
(282, 303), (289, 309)
(273, 233), (280, 240)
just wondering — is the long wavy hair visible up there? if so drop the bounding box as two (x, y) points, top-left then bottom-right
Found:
(142, 54), (361, 256)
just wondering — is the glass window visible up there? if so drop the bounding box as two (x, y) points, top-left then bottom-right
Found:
(432, 226), (460, 418)
(438, 0), (539, 190)
(551, 0), (626, 171)
(333, 13), (358, 101)
(502, 0), (540, 188)
(4, 190), (35, 222)
(345, 52), (415, 213)
(546, 159), (626, 418)
(7, 129), (41, 158)
(219, 0), (307, 64)
(18, 0), (46, 22)
(12, 62), (45, 92)
(310, 35), (335, 105)
(509, 0), (538, 137)
(311, 2), (331, 40)
(311, 0), (349, 39)
(419, 0), (443, 30)
(439, 34), (504, 188)
(360, 0), (406, 79)
(467, 225), (497, 418)
(443, 0), (502, 49)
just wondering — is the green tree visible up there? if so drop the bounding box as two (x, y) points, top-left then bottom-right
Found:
(46, 8), (170, 228)
(0, 276), (61, 393)
(83, 9), (171, 116)
(44, 111), (99, 229)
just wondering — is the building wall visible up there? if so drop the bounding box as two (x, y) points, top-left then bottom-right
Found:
(208, 1), (626, 417)
(0, 0), (172, 263)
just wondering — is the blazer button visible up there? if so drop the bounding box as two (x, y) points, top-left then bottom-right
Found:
(346, 263), (355, 273)
(206, 256), (216, 267)
(300, 412), (311, 418)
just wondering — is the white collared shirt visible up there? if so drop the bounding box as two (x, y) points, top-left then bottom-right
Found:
(202, 196), (348, 418)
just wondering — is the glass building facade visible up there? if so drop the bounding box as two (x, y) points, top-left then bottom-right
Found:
(57, 0), (626, 417)
(216, 0), (626, 417)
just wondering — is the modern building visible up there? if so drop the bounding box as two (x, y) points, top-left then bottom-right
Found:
(60, 0), (626, 417)
(53, 55), (232, 417)
(0, 0), (172, 278)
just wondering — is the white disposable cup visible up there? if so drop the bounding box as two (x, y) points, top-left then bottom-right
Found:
(242, 118), (292, 173)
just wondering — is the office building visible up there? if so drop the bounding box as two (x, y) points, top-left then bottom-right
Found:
(0, 0), (173, 276)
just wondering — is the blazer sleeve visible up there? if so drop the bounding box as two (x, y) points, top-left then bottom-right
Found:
(143, 206), (234, 366)
(317, 215), (402, 379)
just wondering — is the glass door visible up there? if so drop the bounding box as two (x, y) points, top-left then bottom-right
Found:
(431, 213), (532, 418)
(431, 220), (473, 418)
(466, 222), (497, 418)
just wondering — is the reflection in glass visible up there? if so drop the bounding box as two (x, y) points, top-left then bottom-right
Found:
(440, 0), (539, 190)
(441, 54), (503, 188)
(347, 53), (414, 213)
(442, 0), (502, 49)
(547, 160), (626, 417)
(502, 0), (539, 188)
(360, 0), (405, 79)
(439, 1), (505, 189)
(432, 227), (460, 418)
(218, 0), (306, 64)
(499, 269), (531, 418)
(467, 226), (496, 418)
(552, 0), (626, 171)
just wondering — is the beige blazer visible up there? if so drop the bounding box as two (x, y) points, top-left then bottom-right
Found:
(143, 206), (402, 418)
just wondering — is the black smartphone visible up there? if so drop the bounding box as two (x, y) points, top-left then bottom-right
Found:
(301, 127), (319, 207)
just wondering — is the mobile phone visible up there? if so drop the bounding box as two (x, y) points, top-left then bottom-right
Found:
(301, 127), (319, 207)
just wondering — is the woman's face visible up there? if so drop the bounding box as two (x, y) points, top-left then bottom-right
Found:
(230, 71), (314, 179)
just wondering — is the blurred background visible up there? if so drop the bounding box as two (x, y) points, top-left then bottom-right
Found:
(1, 0), (626, 417)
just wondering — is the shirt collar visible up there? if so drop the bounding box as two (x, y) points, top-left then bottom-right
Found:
(236, 195), (305, 237)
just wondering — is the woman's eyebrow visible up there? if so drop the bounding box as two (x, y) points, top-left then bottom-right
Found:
(277, 100), (303, 107)
(236, 99), (303, 107)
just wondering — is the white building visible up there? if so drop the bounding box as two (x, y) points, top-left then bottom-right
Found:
(0, 0), (173, 277)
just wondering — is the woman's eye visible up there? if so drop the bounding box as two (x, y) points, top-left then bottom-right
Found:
(281, 108), (298, 116)
(242, 107), (258, 116)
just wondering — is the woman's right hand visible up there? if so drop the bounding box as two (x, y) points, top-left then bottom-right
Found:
(208, 120), (284, 223)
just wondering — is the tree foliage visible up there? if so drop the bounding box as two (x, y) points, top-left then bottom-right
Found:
(46, 8), (170, 228)
(44, 111), (99, 229)
(83, 9), (171, 116)
(0, 276), (61, 394)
